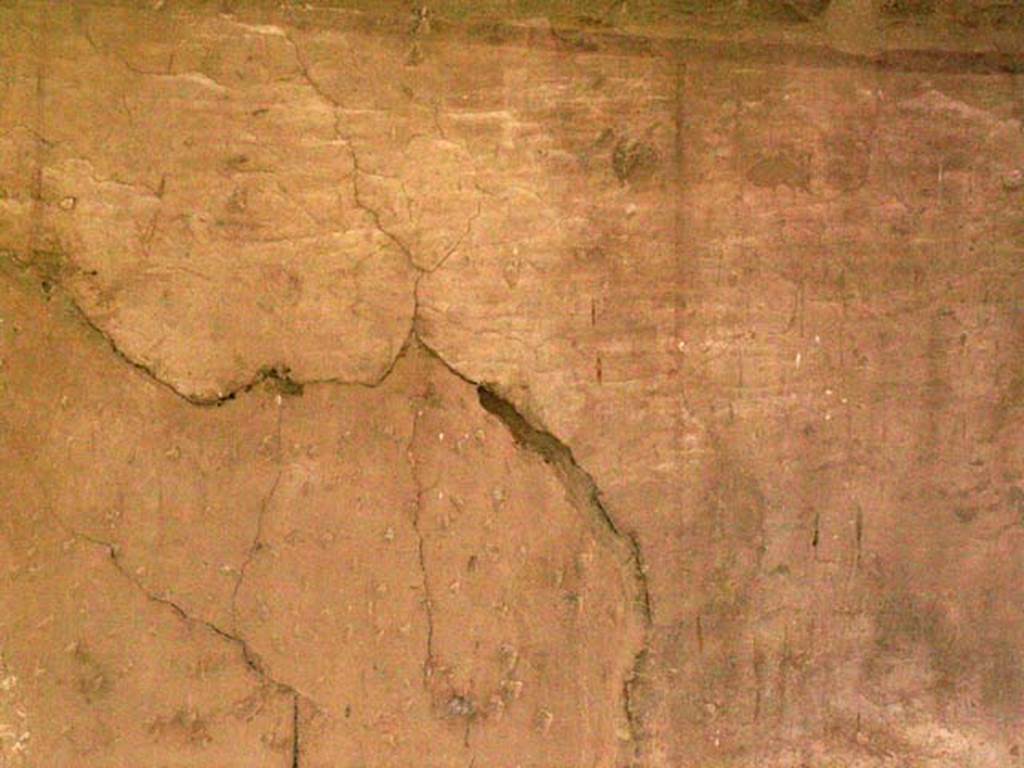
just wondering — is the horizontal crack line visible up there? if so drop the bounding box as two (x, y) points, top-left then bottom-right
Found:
(5, 252), (416, 406)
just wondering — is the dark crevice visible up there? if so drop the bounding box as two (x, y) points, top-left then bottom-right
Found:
(626, 531), (654, 625)
(473, 380), (653, 755)
(413, 339), (656, 753)
(476, 384), (653, 624)
(15, 246), (655, 753)
(64, 288), (310, 406)
(4, 251), (415, 405)
(291, 693), (301, 768)
(622, 648), (651, 764)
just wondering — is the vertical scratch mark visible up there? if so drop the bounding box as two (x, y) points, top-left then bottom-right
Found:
(291, 693), (301, 768)
(752, 638), (763, 723)
(405, 400), (436, 687)
(854, 506), (863, 571)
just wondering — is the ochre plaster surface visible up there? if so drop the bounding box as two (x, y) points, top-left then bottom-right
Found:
(1, 2), (1022, 766)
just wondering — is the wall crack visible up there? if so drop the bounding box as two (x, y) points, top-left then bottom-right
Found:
(471, 373), (654, 759)
(404, 388), (438, 688)
(230, 402), (285, 636)
(291, 692), (302, 768)
(7, 195), (653, 761)
(58, 525), (316, 713)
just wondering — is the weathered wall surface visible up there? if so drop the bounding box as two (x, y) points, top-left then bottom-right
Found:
(0, 2), (1021, 766)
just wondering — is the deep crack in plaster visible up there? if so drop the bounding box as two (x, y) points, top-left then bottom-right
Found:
(15, 254), (655, 755)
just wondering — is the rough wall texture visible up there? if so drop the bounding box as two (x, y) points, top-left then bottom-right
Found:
(0, 1), (1022, 766)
